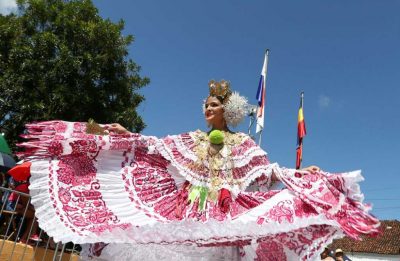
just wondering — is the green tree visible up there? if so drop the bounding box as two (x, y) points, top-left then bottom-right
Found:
(0, 0), (149, 152)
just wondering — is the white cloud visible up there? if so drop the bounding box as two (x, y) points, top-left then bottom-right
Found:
(318, 95), (331, 108)
(0, 0), (17, 15)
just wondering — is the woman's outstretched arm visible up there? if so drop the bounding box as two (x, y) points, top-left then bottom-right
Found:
(271, 165), (321, 182)
(104, 123), (131, 134)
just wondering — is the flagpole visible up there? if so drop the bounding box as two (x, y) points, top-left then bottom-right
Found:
(300, 91), (304, 109)
(248, 115), (253, 136)
(247, 105), (257, 139)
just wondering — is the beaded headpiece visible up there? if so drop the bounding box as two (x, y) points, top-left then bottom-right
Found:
(208, 80), (232, 103)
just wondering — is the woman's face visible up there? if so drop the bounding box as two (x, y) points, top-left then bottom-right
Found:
(204, 96), (225, 128)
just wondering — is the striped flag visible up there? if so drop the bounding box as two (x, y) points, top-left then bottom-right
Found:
(296, 92), (306, 169)
(256, 50), (270, 134)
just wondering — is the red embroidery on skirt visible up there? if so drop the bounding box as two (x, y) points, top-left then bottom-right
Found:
(49, 134), (130, 234)
(255, 241), (287, 261)
(266, 200), (294, 223)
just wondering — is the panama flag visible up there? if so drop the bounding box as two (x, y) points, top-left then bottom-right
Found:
(256, 50), (269, 133)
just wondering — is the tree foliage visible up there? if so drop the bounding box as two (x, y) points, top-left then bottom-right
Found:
(0, 0), (149, 152)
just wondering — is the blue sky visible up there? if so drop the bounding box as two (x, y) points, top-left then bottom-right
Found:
(91, 0), (400, 220)
(3, 1), (398, 219)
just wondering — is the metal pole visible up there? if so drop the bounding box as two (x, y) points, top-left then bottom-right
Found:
(247, 105), (257, 139)
(248, 114), (253, 135)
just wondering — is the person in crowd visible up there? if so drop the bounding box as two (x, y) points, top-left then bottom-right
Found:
(7, 162), (41, 244)
(320, 247), (335, 260)
(335, 248), (347, 261)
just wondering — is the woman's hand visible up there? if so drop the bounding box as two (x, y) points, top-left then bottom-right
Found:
(104, 123), (130, 134)
(301, 165), (321, 174)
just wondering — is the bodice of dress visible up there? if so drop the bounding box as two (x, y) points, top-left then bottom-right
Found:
(154, 130), (275, 196)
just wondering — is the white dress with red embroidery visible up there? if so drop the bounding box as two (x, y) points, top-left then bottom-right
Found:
(19, 121), (379, 261)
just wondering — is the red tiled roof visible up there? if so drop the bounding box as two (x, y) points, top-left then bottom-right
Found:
(329, 220), (400, 255)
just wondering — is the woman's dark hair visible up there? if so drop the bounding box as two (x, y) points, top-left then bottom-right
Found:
(208, 95), (225, 104)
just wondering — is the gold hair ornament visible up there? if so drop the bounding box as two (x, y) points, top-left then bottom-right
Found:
(208, 80), (232, 102)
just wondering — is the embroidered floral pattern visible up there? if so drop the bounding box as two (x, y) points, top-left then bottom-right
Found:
(266, 200), (294, 223)
(20, 121), (380, 261)
(256, 225), (336, 260)
(48, 140), (63, 156)
(293, 197), (317, 218)
(57, 155), (96, 186)
(255, 241), (287, 261)
(41, 123), (132, 236)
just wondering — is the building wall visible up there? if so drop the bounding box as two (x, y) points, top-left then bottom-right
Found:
(346, 252), (400, 261)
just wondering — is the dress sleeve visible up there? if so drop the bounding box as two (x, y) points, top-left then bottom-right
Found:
(18, 121), (157, 159)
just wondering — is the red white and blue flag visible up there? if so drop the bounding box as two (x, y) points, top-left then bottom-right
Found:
(256, 50), (269, 133)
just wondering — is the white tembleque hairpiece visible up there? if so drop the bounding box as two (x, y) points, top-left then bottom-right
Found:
(223, 92), (249, 127)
